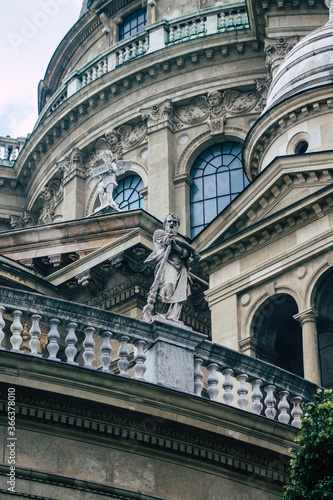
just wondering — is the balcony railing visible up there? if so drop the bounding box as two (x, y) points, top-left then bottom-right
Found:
(0, 136), (26, 164)
(36, 3), (250, 126)
(0, 286), (319, 428)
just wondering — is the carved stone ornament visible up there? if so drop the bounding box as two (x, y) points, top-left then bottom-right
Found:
(264, 36), (300, 78)
(10, 211), (37, 230)
(60, 147), (88, 180)
(140, 99), (175, 128)
(141, 88), (266, 135)
(38, 180), (63, 225)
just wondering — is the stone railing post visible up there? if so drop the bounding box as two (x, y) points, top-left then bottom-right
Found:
(145, 321), (207, 392)
(294, 308), (321, 385)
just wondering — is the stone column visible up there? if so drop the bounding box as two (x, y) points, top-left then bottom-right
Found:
(173, 173), (193, 236)
(294, 308), (321, 385)
(140, 100), (176, 221)
(60, 148), (87, 220)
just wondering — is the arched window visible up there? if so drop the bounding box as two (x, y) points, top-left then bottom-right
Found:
(190, 142), (248, 237)
(113, 175), (144, 211)
(251, 294), (303, 377)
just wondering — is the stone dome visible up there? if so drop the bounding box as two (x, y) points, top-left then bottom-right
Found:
(265, 1), (333, 110)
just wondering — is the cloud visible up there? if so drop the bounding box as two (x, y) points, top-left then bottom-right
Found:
(0, 0), (82, 137)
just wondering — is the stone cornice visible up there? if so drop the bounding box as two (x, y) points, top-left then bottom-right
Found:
(204, 225), (333, 306)
(243, 84), (333, 179)
(0, 353), (297, 481)
(0, 210), (161, 258)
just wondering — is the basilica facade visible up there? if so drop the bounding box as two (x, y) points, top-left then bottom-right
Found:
(0, 0), (332, 498)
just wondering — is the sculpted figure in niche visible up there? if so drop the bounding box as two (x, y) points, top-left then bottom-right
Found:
(143, 214), (200, 324)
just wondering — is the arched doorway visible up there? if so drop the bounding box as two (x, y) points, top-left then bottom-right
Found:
(251, 294), (303, 377)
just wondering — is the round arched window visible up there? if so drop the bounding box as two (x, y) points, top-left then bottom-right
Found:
(113, 175), (144, 211)
(190, 142), (248, 237)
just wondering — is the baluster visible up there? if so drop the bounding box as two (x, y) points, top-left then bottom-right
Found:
(81, 73), (87, 87)
(184, 23), (190, 37)
(10, 310), (23, 352)
(83, 326), (95, 368)
(134, 340), (146, 381)
(118, 49), (124, 65)
(278, 390), (290, 424)
(86, 69), (92, 84)
(222, 368), (234, 405)
(199, 17), (206, 33)
(103, 59), (108, 73)
(169, 26), (175, 42)
(124, 46), (131, 62)
(92, 66), (97, 81)
(219, 13), (226, 31)
(264, 385), (277, 419)
(251, 379), (263, 415)
(237, 10), (243, 26)
(176, 24), (182, 40)
(244, 12), (249, 27)
(138, 39), (144, 55)
(207, 363), (219, 401)
(29, 314), (42, 356)
(194, 356), (204, 396)
(236, 374), (249, 410)
(191, 21), (198, 36)
(97, 61), (103, 78)
(118, 335), (130, 376)
(131, 43), (137, 59)
(47, 318), (60, 360)
(291, 396), (303, 428)
(144, 37), (149, 52)
(65, 321), (78, 364)
(0, 306), (5, 349)
(100, 330), (113, 372)
(228, 12), (235, 28)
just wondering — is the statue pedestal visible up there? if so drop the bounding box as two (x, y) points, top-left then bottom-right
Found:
(89, 206), (120, 217)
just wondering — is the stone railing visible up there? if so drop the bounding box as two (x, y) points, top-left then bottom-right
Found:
(116, 33), (149, 67)
(36, 3), (250, 126)
(0, 286), (317, 428)
(0, 136), (26, 163)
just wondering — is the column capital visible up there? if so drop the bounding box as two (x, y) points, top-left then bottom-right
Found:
(294, 308), (319, 326)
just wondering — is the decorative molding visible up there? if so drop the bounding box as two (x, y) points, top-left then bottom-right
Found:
(38, 180), (64, 225)
(0, 389), (291, 486)
(9, 211), (37, 230)
(264, 36), (300, 78)
(60, 147), (89, 182)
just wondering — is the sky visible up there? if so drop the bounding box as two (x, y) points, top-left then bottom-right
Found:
(0, 0), (83, 138)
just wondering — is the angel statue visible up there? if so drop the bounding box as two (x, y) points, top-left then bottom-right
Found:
(90, 150), (132, 212)
(142, 214), (200, 325)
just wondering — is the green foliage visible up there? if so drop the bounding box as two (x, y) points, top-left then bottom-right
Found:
(283, 389), (333, 499)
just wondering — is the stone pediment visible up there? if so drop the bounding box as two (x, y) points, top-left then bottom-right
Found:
(195, 152), (333, 254)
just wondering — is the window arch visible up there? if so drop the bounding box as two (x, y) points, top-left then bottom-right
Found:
(190, 142), (248, 237)
(113, 175), (144, 211)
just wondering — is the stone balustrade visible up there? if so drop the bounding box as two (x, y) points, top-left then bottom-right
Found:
(218, 9), (249, 31)
(36, 3), (250, 125)
(81, 57), (108, 87)
(116, 35), (149, 66)
(0, 285), (317, 428)
(166, 17), (207, 44)
(0, 136), (26, 163)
